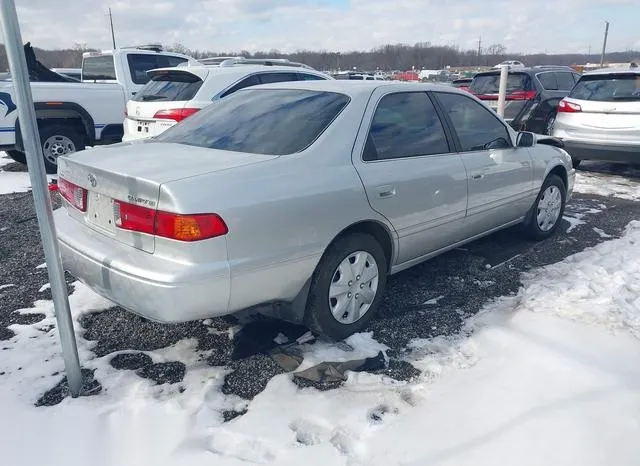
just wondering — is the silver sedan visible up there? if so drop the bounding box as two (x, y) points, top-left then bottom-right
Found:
(54, 81), (575, 340)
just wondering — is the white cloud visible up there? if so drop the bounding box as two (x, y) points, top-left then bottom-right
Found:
(2, 0), (637, 54)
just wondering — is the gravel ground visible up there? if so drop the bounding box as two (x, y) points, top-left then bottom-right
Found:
(1, 160), (639, 406)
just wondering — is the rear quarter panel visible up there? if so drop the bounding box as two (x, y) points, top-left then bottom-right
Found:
(530, 140), (573, 193)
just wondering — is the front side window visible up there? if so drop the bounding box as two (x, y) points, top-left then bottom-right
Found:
(365, 92), (449, 161)
(157, 89), (349, 155)
(435, 92), (512, 151)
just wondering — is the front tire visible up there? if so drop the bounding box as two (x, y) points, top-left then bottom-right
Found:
(39, 124), (85, 174)
(524, 174), (566, 240)
(305, 233), (387, 340)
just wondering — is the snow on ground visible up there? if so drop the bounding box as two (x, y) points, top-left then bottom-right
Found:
(574, 165), (640, 201)
(0, 152), (55, 194)
(2, 205), (640, 466)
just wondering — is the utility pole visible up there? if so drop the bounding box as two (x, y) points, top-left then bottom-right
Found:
(108, 8), (116, 49)
(588, 45), (591, 59)
(477, 37), (482, 66)
(600, 21), (609, 67)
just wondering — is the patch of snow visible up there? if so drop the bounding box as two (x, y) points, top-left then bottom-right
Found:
(563, 214), (586, 233)
(574, 170), (640, 201)
(38, 283), (51, 292)
(3, 223), (640, 465)
(36, 262), (47, 269)
(593, 227), (613, 238)
(0, 283), (16, 290)
(0, 153), (11, 168)
(473, 279), (496, 288)
(0, 161), (56, 194)
(422, 295), (444, 305)
(273, 333), (289, 345)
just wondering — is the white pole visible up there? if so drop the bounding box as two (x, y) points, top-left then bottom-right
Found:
(496, 64), (508, 118)
(0, 0), (83, 396)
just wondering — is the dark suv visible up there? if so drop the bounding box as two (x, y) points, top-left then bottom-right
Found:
(469, 66), (581, 134)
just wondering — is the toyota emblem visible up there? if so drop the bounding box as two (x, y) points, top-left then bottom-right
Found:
(88, 173), (97, 188)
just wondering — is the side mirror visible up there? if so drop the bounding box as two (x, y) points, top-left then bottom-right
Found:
(516, 131), (535, 148)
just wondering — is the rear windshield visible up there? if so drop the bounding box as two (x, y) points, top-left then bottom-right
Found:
(156, 89), (350, 155)
(127, 54), (189, 85)
(82, 55), (116, 81)
(569, 74), (640, 101)
(470, 73), (532, 94)
(133, 71), (203, 102)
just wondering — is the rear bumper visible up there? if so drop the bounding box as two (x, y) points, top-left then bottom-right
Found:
(54, 208), (231, 323)
(560, 140), (640, 163)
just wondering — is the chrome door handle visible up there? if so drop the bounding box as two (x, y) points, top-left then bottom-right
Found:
(376, 185), (396, 198)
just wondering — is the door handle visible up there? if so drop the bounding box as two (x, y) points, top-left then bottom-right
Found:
(376, 185), (396, 198)
(471, 173), (484, 180)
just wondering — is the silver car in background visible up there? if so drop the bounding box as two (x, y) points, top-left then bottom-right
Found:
(552, 67), (640, 167)
(54, 81), (575, 340)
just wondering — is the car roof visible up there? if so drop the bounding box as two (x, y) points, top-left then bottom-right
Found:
(475, 66), (575, 76)
(238, 79), (469, 97)
(151, 64), (324, 76)
(582, 67), (640, 76)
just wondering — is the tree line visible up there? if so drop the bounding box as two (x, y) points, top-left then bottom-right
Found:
(0, 41), (638, 72)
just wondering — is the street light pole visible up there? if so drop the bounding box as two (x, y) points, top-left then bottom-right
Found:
(0, 0), (83, 397)
(108, 8), (116, 49)
(600, 21), (609, 67)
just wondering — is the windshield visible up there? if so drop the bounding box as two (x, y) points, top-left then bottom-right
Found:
(82, 55), (116, 81)
(133, 71), (203, 102)
(470, 73), (532, 94)
(156, 89), (350, 155)
(569, 73), (640, 101)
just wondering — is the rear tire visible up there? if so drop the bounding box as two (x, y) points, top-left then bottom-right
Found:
(39, 124), (85, 174)
(571, 158), (581, 169)
(6, 149), (26, 165)
(305, 233), (387, 341)
(524, 174), (566, 241)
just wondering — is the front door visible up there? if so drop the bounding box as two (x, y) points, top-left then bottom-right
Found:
(432, 91), (535, 235)
(352, 90), (468, 266)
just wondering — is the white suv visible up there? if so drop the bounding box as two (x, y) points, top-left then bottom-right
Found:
(123, 58), (332, 141)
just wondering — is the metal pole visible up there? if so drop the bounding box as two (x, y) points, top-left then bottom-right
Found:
(0, 0), (83, 397)
(496, 64), (508, 118)
(600, 21), (609, 67)
(108, 7), (116, 49)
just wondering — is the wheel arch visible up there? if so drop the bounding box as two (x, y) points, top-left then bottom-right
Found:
(15, 102), (95, 151)
(329, 219), (396, 272)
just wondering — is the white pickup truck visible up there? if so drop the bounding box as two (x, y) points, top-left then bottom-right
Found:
(0, 45), (194, 173)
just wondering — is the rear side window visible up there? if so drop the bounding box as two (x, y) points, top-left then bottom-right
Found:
(82, 55), (116, 81)
(569, 74), (640, 101)
(435, 92), (512, 152)
(127, 54), (188, 85)
(298, 73), (325, 81)
(259, 72), (299, 84)
(219, 75), (261, 98)
(157, 89), (349, 155)
(556, 72), (576, 91)
(470, 73), (532, 94)
(365, 92), (449, 161)
(133, 71), (203, 102)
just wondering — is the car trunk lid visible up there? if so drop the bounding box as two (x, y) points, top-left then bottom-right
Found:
(57, 142), (277, 253)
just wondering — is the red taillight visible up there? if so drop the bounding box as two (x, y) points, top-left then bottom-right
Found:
(114, 200), (228, 241)
(558, 99), (582, 113)
(58, 177), (87, 212)
(153, 108), (200, 122)
(508, 90), (537, 100)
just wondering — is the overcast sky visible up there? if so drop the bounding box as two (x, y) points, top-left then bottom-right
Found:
(9, 0), (640, 54)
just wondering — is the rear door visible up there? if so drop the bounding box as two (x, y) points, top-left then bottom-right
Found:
(469, 72), (535, 125)
(556, 72), (640, 144)
(432, 91), (535, 234)
(352, 90), (468, 265)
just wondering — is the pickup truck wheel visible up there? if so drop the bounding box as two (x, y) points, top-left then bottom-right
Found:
(305, 233), (387, 340)
(524, 174), (566, 241)
(6, 149), (26, 165)
(571, 158), (581, 169)
(39, 125), (85, 174)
